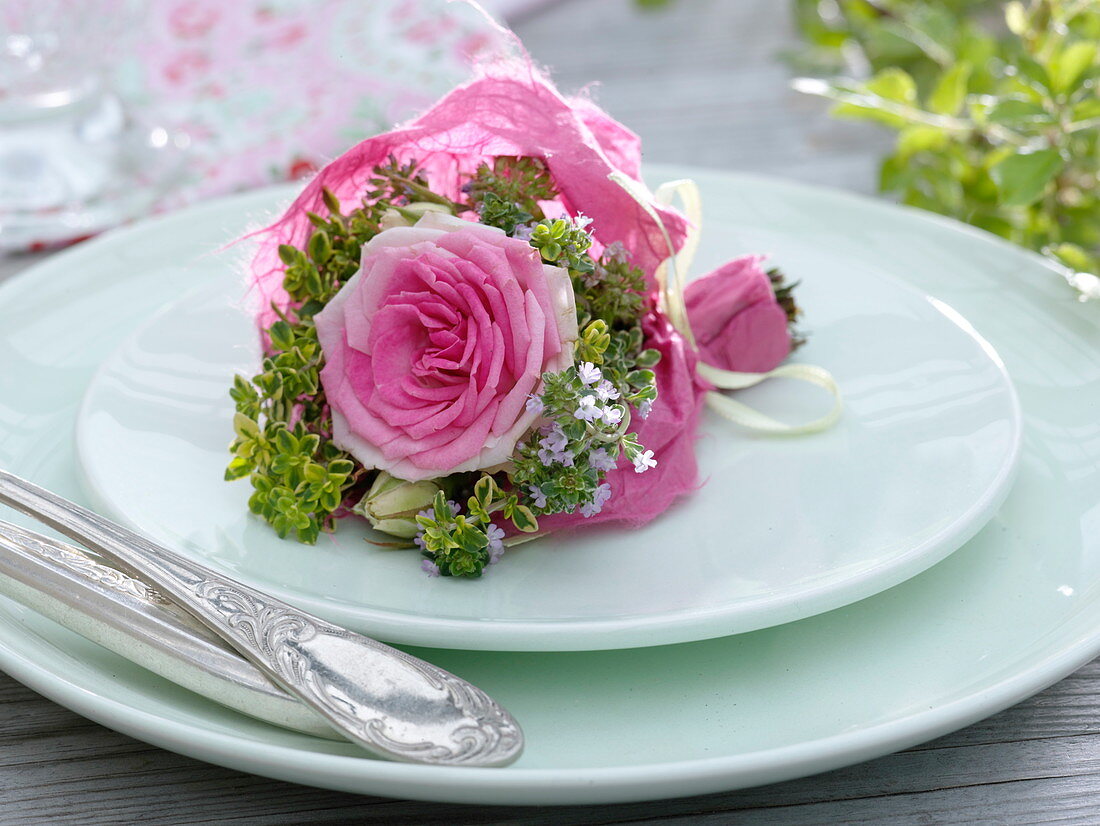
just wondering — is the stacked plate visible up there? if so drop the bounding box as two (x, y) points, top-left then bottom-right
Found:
(1, 166), (1097, 805)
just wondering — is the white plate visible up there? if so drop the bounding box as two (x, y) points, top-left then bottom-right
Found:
(72, 205), (1021, 651)
(0, 168), (1095, 805)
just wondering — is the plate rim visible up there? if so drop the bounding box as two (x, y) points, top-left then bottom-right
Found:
(0, 594), (1094, 805)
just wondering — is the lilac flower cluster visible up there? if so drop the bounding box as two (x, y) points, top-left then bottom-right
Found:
(580, 483), (612, 518)
(511, 355), (659, 527)
(537, 422), (574, 467)
(582, 240), (630, 289)
(573, 363), (624, 426)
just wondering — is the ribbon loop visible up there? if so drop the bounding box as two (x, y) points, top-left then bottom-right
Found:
(700, 363), (843, 435)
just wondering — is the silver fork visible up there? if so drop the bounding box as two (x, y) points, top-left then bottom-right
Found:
(0, 468), (523, 767)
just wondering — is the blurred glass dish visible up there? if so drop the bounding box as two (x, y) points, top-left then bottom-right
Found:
(0, 0), (509, 252)
(0, 0), (185, 252)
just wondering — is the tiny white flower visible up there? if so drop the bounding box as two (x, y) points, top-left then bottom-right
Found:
(600, 406), (624, 426)
(595, 379), (620, 401)
(486, 523), (506, 563)
(525, 393), (545, 414)
(632, 449), (657, 474)
(589, 447), (617, 472)
(574, 394), (602, 421)
(577, 362), (602, 386)
(638, 399), (653, 420)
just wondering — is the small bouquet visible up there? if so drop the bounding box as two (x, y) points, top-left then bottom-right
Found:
(227, 65), (837, 578)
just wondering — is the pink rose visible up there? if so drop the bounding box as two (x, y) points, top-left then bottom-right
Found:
(314, 212), (577, 481)
(684, 255), (792, 374)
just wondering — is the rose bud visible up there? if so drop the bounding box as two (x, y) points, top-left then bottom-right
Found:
(684, 254), (794, 374)
(353, 471), (441, 538)
(377, 201), (453, 231)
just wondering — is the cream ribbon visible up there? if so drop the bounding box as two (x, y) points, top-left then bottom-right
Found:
(609, 172), (842, 435)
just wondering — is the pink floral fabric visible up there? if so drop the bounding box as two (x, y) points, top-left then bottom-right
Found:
(119, 0), (508, 204)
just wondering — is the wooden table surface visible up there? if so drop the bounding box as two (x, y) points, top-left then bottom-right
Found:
(2, 1), (1098, 823)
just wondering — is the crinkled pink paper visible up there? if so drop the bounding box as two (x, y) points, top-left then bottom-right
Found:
(248, 66), (689, 327)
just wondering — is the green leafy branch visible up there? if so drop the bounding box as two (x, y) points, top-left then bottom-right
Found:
(793, 0), (1100, 297)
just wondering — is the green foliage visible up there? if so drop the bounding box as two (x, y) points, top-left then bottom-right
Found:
(991, 148), (1064, 207)
(576, 243), (648, 329)
(769, 267), (806, 350)
(367, 155), (460, 211)
(794, 0), (1100, 296)
(465, 156), (558, 222)
(414, 480), (526, 578)
(227, 314), (358, 545)
(525, 220), (655, 414)
(226, 184), (401, 542)
(529, 217), (596, 274)
(235, 420), (356, 545)
(475, 191), (533, 235)
(280, 191), (390, 316)
(791, 0), (998, 91)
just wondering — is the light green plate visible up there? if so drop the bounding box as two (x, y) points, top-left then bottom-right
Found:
(0, 168), (1097, 804)
(72, 203), (1022, 650)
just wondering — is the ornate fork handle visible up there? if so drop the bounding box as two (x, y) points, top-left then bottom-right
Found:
(0, 469), (522, 767)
